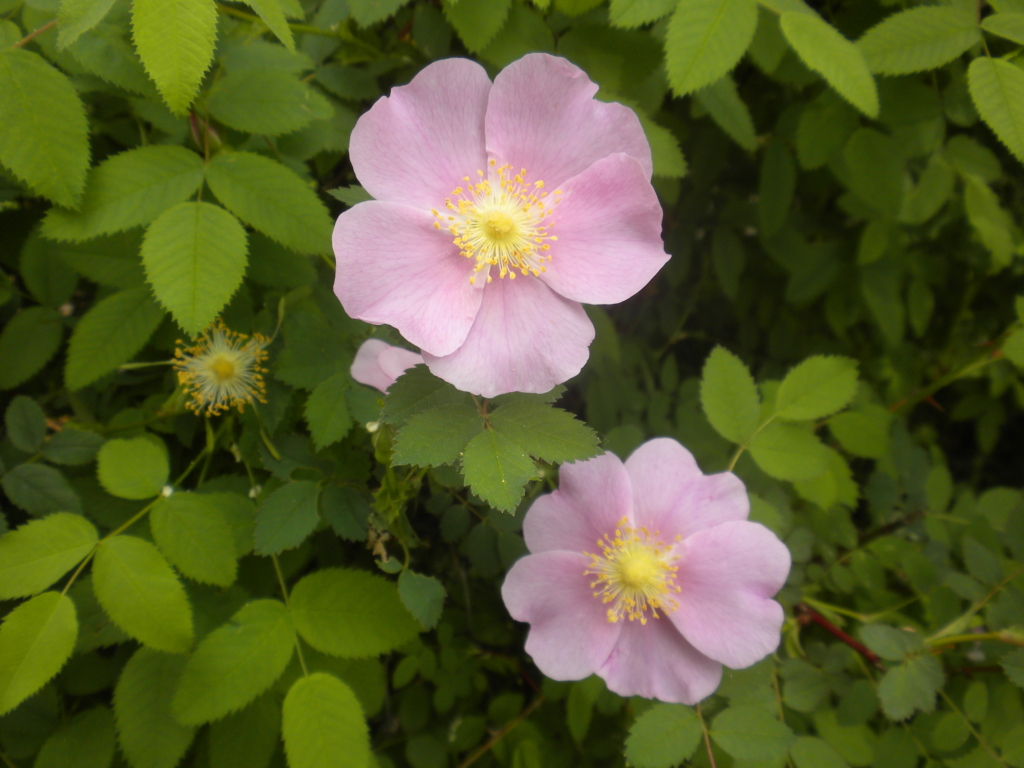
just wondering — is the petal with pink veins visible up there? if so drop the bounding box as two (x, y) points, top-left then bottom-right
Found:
(350, 339), (423, 394)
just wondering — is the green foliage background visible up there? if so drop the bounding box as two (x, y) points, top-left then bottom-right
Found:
(2, 0), (1024, 766)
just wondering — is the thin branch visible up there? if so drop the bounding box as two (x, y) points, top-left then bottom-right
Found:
(939, 689), (1006, 766)
(696, 702), (717, 768)
(456, 695), (544, 768)
(13, 18), (56, 48)
(272, 554), (309, 676)
(797, 603), (883, 668)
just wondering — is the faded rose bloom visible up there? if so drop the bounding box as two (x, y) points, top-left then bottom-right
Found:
(501, 438), (791, 704)
(332, 53), (669, 398)
(350, 339), (423, 394)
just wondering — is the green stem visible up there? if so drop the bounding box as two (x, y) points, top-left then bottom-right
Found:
(272, 555), (309, 676)
(696, 702), (718, 768)
(727, 415), (776, 472)
(891, 351), (1002, 414)
(455, 695), (545, 768)
(938, 689), (1006, 766)
(926, 630), (1024, 649)
(215, 2), (381, 53)
(13, 18), (56, 48)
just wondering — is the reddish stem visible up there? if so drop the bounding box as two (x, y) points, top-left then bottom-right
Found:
(797, 604), (884, 669)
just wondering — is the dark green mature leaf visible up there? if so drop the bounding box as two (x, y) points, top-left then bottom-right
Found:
(0, 306), (63, 390)
(749, 423), (830, 480)
(461, 428), (538, 513)
(41, 427), (104, 466)
(710, 705), (795, 760)
(790, 736), (849, 768)
(624, 703), (703, 768)
(305, 373), (354, 450)
(397, 570), (446, 630)
(759, 140), (796, 238)
(0, 591), (77, 716)
(701, 346), (761, 444)
(282, 673), (370, 768)
(320, 484), (370, 542)
(97, 437), (169, 500)
(254, 480), (322, 555)
(489, 398), (600, 464)
(57, 0), (119, 47)
(1, 464), (82, 516)
(19, 229), (78, 308)
(56, 231), (145, 288)
(5, 395), (46, 453)
(208, 70), (332, 135)
(151, 492), (238, 586)
(1002, 648), (1024, 688)
(844, 129), (904, 218)
(274, 313), (351, 390)
(610, 0), (678, 28)
(382, 365), (475, 428)
(696, 76), (757, 151)
(246, 0), (294, 49)
(34, 705), (114, 768)
(392, 403), (484, 467)
(445, 0), (511, 52)
(567, 675), (603, 742)
(877, 655), (944, 720)
(858, 625), (925, 661)
(969, 56), (1024, 164)
(775, 355), (858, 421)
(665, 0), (757, 96)
(208, 695), (280, 768)
(857, 6), (981, 75)
(348, 0), (410, 26)
(0, 512), (97, 600)
(132, 0), (217, 113)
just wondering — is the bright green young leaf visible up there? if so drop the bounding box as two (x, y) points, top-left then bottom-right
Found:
(858, 624), (925, 661)
(638, 114), (688, 178)
(982, 12), (1024, 44)
(1, 464), (82, 517)
(610, 0), (678, 28)
(41, 427), (105, 465)
(5, 394), (46, 453)
(488, 398), (601, 464)
(207, 70), (332, 135)
(290, 568), (420, 657)
(0, 591), (77, 716)
(695, 76), (758, 151)
(445, 0), (511, 52)
(206, 151), (333, 255)
(624, 702), (703, 768)
(877, 655), (944, 720)
(790, 736), (850, 768)
(97, 437), (168, 499)
(748, 423), (830, 480)
(245, 0), (294, 49)
(665, 0), (757, 96)
(92, 535), (193, 653)
(282, 672), (370, 768)
(209, 695), (281, 768)
(305, 372), (354, 450)
(461, 428), (538, 513)
(0, 513), (98, 600)
(348, 0), (410, 26)
(172, 599), (295, 724)
(150, 492), (238, 587)
(254, 480), (322, 555)
(780, 12), (878, 118)
(710, 705), (795, 761)
(0, 306), (63, 390)
(0, 48), (89, 208)
(392, 403), (484, 467)
(857, 6), (981, 75)
(57, 0), (118, 47)
(828, 404), (891, 458)
(34, 705), (115, 768)
(397, 570), (447, 631)
(775, 355), (858, 421)
(132, 0), (217, 113)
(142, 201), (248, 335)
(968, 56), (1024, 164)
(700, 346), (761, 444)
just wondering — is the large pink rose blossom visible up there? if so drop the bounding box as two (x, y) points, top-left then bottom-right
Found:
(350, 339), (423, 394)
(332, 53), (669, 398)
(501, 438), (791, 704)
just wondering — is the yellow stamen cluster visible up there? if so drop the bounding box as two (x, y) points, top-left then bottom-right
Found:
(584, 517), (682, 625)
(432, 159), (562, 285)
(174, 321), (269, 416)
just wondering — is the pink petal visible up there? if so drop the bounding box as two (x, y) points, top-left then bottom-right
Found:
(523, 453), (633, 554)
(626, 439), (749, 540)
(667, 521), (791, 669)
(597, 615), (723, 704)
(333, 202), (482, 357)
(485, 54), (653, 189)
(501, 551), (621, 680)
(539, 154), (669, 305)
(350, 58), (492, 209)
(350, 339), (423, 394)
(421, 275), (594, 397)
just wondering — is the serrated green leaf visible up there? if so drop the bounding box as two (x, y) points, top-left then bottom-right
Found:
(34, 705), (115, 768)
(0, 306), (63, 390)
(609, 0), (678, 28)
(132, 0), (217, 113)
(92, 535), (193, 653)
(1002, 648), (1024, 688)
(208, 70), (332, 135)
(828, 404), (890, 459)
(0, 513), (98, 600)
(624, 703), (703, 768)
(142, 201), (248, 335)
(41, 146), (204, 242)
(696, 76), (757, 151)
(290, 568), (420, 657)
(171, 599), (294, 724)
(445, 0), (511, 51)
(461, 428), (537, 513)
(964, 173), (1015, 268)
(65, 285), (165, 390)
(392, 404), (484, 467)
(348, 0), (409, 26)
(305, 373), (354, 450)
(206, 151), (332, 255)
(397, 570), (446, 631)
(245, 0), (294, 49)
(790, 736), (849, 768)
(775, 355), (858, 421)
(254, 480), (321, 555)
(274, 312), (351, 390)
(0, 48), (89, 207)
(327, 184), (373, 206)
(701, 346), (761, 444)
(488, 398), (601, 464)
(0, 591), (77, 716)
(877, 655), (943, 720)
(968, 56), (1024, 164)
(208, 697), (280, 768)
(1, 464), (82, 516)
(857, 6), (980, 75)
(114, 647), (196, 768)
(320, 484), (370, 542)
(20, 229), (78, 308)
(151, 492), (238, 587)
(381, 365), (475, 428)
(638, 113), (688, 178)
(41, 427), (105, 466)
(282, 672), (370, 768)
(665, 0), (757, 96)
(859, 624), (925, 661)
(56, 230), (145, 288)
(66, 19), (155, 95)
(780, 12), (878, 118)
(749, 423), (829, 480)
(97, 437), (169, 500)
(5, 395), (46, 453)
(710, 705), (795, 760)
(982, 12), (1024, 43)
(57, 0), (118, 47)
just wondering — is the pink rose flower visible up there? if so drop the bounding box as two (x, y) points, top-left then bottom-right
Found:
(350, 339), (423, 394)
(332, 53), (669, 398)
(501, 438), (791, 704)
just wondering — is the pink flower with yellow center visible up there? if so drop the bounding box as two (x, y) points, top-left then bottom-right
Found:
(332, 54), (669, 398)
(501, 439), (791, 704)
(350, 339), (423, 394)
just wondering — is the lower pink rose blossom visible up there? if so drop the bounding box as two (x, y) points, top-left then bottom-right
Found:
(350, 339), (423, 394)
(501, 438), (791, 704)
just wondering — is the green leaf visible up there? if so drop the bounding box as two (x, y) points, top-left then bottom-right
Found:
(254, 480), (322, 555)
(1, 464), (82, 516)
(780, 12), (878, 118)
(968, 56), (1024, 165)
(775, 355), (858, 421)
(748, 423), (829, 481)
(245, 0), (294, 49)
(393, 403), (484, 467)
(381, 365), (475, 428)
(877, 655), (944, 720)
(0, 513), (98, 600)
(5, 395), (46, 453)
(461, 428), (538, 513)
(982, 12), (1024, 44)
(290, 568), (420, 657)
(55, 232), (144, 289)
(759, 139), (796, 237)
(610, 0), (678, 28)
(132, 0), (217, 113)
(171, 599), (295, 724)
(92, 535), (193, 653)
(843, 128), (904, 218)
(208, 70), (332, 136)
(150, 492), (238, 587)
(142, 201), (248, 335)
(567, 675), (603, 742)
(665, 0), (757, 96)
(701, 346), (761, 444)
(327, 184), (373, 207)
(710, 705), (795, 761)
(320, 484), (370, 542)
(209, 695), (281, 768)
(696, 76), (757, 151)
(488, 398), (601, 464)
(65, 285), (165, 390)
(0, 591), (77, 716)
(41, 427), (105, 466)
(305, 373), (354, 450)
(859, 625), (925, 661)
(397, 570), (446, 631)
(1001, 648), (1024, 688)
(41, 146), (204, 242)
(34, 705), (115, 768)
(790, 736), (850, 768)
(638, 114), (688, 178)
(348, 0), (409, 26)
(282, 673), (370, 768)
(206, 151), (332, 256)
(0, 306), (63, 390)
(964, 174), (1015, 268)
(857, 7), (981, 75)
(57, 0), (118, 47)
(828, 404), (891, 459)
(20, 228), (79, 308)
(114, 648), (196, 768)
(445, 0), (511, 52)
(624, 702), (703, 768)
(97, 437), (169, 500)
(0, 48), (89, 207)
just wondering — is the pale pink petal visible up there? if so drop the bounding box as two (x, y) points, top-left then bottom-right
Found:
(667, 521), (791, 669)
(597, 616), (722, 704)
(523, 453), (632, 554)
(350, 58), (492, 209)
(502, 551), (621, 680)
(350, 339), (423, 394)
(626, 439), (749, 541)
(377, 345), (424, 388)
(333, 202), (481, 357)
(485, 53), (652, 188)
(539, 154), (669, 305)
(421, 276), (594, 397)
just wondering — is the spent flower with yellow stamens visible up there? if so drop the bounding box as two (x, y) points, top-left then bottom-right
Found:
(174, 321), (269, 415)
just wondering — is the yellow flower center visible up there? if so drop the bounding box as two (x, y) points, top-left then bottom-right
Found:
(174, 322), (269, 416)
(210, 357), (236, 382)
(432, 160), (562, 284)
(585, 517), (681, 625)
